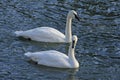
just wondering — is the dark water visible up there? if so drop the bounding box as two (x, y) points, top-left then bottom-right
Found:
(0, 0), (120, 80)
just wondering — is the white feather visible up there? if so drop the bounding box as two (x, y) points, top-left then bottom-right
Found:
(15, 27), (65, 42)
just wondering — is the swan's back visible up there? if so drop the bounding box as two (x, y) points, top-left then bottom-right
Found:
(15, 27), (65, 42)
(24, 50), (70, 68)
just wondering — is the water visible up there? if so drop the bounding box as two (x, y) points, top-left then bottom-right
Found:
(0, 0), (120, 80)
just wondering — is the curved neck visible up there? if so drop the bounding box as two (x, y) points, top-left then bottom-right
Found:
(68, 44), (75, 59)
(65, 17), (72, 42)
(68, 43), (79, 68)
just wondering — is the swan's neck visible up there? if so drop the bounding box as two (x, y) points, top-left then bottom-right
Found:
(68, 45), (79, 68)
(68, 45), (75, 59)
(65, 17), (72, 42)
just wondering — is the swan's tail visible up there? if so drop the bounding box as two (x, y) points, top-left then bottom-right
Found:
(24, 52), (32, 57)
(14, 31), (24, 37)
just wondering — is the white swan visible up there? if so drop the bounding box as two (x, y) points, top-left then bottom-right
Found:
(15, 10), (79, 43)
(24, 35), (79, 68)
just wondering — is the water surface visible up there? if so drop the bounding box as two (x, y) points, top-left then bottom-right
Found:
(0, 0), (120, 80)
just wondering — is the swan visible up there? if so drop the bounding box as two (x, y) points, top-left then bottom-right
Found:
(15, 10), (79, 43)
(24, 35), (79, 68)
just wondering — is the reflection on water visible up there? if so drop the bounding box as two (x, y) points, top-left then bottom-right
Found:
(25, 60), (79, 80)
(0, 0), (120, 80)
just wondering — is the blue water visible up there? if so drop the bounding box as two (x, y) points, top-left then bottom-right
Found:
(0, 0), (120, 80)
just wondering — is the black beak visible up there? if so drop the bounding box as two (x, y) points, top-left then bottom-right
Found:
(72, 40), (75, 48)
(74, 14), (80, 21)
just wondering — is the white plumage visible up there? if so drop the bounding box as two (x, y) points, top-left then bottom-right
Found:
(15, 10), (79, 43)
(24, 35), (79, 68)
(15, 27), (65, 42)
(25, 50), (70, 68)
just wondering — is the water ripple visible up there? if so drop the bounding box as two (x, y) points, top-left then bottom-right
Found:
(0, 0), (120, 80)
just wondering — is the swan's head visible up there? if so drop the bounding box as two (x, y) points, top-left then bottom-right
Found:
(72, 35), (78, 48)
(68, 10), (80, 21)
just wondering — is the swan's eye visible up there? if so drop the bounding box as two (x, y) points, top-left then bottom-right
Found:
(72, 40), (75, 48)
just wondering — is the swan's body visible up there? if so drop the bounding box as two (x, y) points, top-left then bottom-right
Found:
(25, 50), (71, 68)
(15, 27), (65, 42)
(15, 10), (79, 43)
(24, 35), (79, 68)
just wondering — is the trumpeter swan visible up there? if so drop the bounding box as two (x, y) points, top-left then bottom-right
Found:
(15, 10), (79, 43)
(24, 35), (79, 68)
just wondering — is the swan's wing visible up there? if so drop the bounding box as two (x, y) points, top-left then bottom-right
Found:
(25, 50), (70, 68)
(15, 27), (65, 42)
